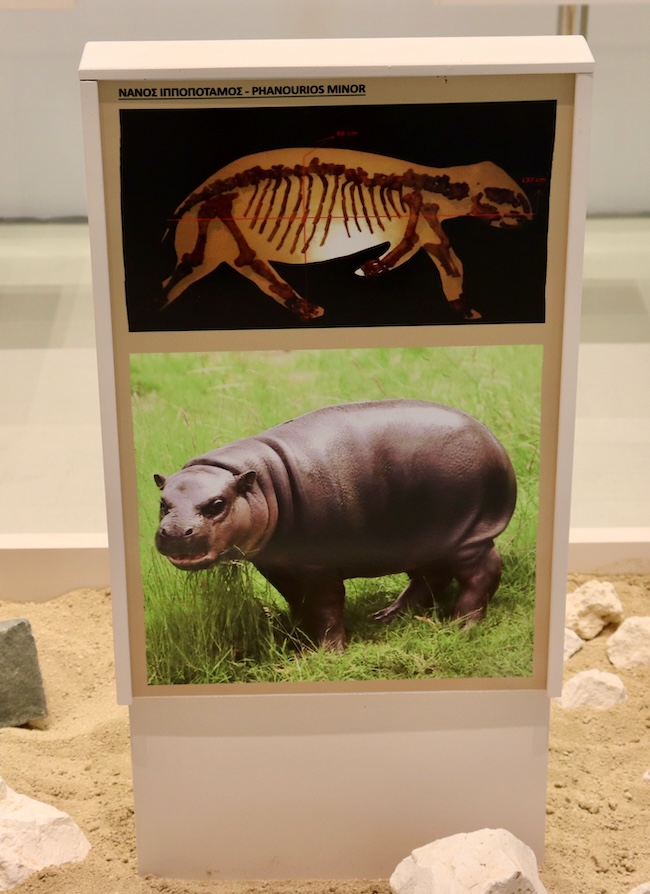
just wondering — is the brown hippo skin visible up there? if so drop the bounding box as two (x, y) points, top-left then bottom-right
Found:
(154, 400), (517, 650)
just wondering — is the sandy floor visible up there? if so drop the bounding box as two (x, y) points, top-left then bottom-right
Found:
(1, 575), (649, 894)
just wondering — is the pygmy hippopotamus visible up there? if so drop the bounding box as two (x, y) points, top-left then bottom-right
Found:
(154, 399), (517, 650)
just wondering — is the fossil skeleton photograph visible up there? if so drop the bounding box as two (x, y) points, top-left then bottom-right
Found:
(163, 149), (533, 323)
(119, 100), (556, 330)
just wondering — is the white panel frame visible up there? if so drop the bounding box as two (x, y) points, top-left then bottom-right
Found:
(80, 78), (133, 702)
(546, 68), (593, 692)
(80, 36), (593, 879)
(79, 35), (594, 80)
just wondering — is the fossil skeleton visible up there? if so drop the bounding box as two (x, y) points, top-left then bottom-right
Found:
(162, 148), (532, 321)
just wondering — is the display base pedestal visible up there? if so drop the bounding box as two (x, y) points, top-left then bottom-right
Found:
(130, 690), (550, 879)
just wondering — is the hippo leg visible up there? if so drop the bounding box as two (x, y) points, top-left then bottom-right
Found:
(255, 564), (347, 651)
(450, 544), (503, 625)
(373, 566), (453, 624)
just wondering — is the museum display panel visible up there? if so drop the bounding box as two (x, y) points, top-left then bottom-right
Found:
(80, 36), (594, 878)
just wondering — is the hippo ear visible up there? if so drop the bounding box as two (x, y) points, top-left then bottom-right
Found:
(153, 473), (166, 490)
(236, 470), (257, 494)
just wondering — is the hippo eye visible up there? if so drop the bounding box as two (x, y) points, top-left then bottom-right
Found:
(159, 499), (170, 518)
(202, 498), (226, 519)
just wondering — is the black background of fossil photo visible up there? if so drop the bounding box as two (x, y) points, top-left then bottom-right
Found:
(119, 100), (556, 331)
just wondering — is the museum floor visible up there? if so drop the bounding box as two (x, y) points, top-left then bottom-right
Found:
(0, 217), (648, 539)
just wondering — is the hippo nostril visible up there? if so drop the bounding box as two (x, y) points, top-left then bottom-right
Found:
(184, 528), (193, 536)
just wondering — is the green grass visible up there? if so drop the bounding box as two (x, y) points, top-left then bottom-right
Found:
(131, 345), (541, 686)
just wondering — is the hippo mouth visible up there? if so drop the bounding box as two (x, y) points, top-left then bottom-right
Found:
(164, 541), (249, 570)
(165, 551), (220, 571)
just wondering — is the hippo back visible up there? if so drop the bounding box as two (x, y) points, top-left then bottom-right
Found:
(185, 400), (516, 578)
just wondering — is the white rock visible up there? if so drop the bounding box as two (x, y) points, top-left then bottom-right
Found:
(557, 669), (627, 710)
(0, 776), (90, 891)
(629, 885), (650, 894)
(606, 616), (650, 669)
(565, 580), (623, 640)
(643, 771), (650, 783)
(564, 628), (584, 661)
(390, 828), (547, 894)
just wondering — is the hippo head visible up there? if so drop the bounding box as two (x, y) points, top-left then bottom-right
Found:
(153, 465), (267, 571)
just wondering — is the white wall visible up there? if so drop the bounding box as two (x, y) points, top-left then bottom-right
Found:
(0, 0), (648, 218)
(585, 5), (650, 214)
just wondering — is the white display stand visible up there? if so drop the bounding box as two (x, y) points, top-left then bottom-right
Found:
(80, 36), (593, 879)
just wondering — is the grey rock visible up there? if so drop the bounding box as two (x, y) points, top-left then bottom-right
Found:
(0, 619), (47, 728)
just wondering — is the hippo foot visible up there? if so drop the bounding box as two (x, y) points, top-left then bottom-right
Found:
(301, 624), (347, 652)
(321, 631), (347, 652)
(451, 608), (486, 628)
(371, 603), (404, 624)
(448, 297), (482, 321)
(285, 295), (325, 321)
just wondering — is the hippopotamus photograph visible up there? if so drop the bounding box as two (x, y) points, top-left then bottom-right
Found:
(134, 344), (541, 686)
(153, 399), (517, 651)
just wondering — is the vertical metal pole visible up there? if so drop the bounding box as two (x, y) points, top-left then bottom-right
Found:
(558, 4), (589, 37)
